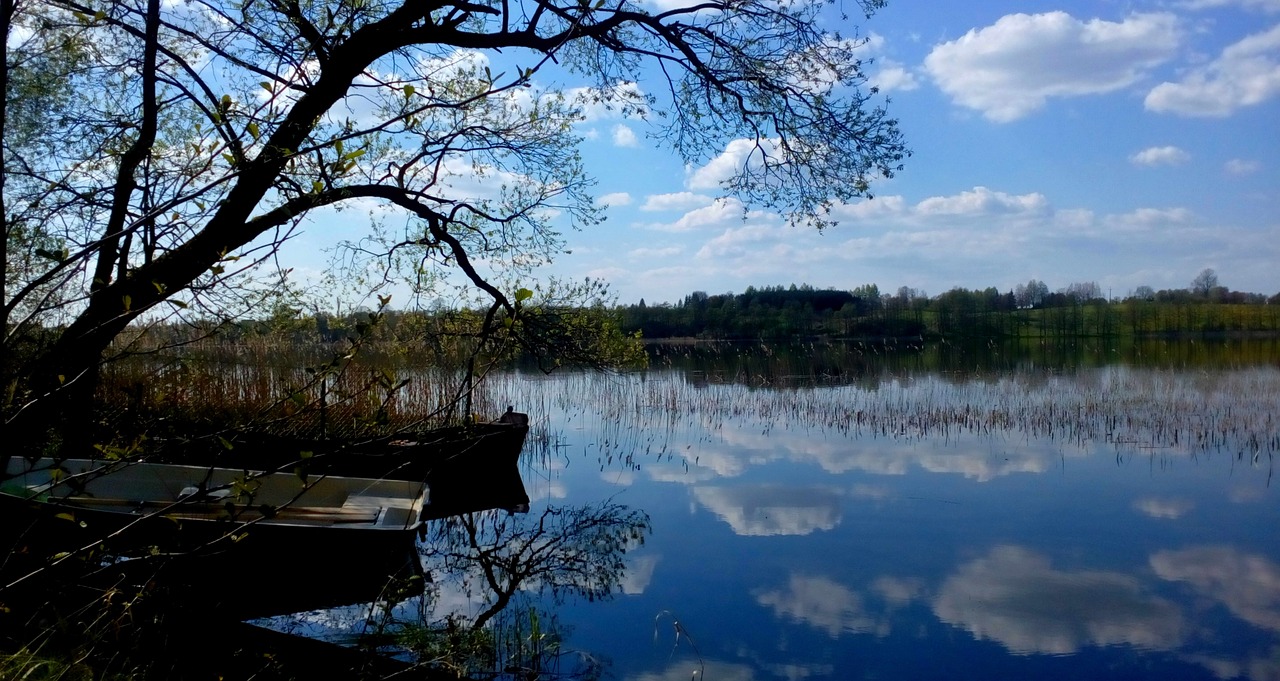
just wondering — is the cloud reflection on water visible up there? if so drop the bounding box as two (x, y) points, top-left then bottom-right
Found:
(1133, 496), (1196, 519)
(1152, 546), (1280, 633)
(934, 546), (1185, 655)
(622, 554), (661, 595)
(753, 573), (883, 638)
(627, 659), (756, 681)
(692, 485), (842, 536)
(643, 425), (1069, 484)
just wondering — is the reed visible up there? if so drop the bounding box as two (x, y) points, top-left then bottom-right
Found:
(479, 363), (1280, 469)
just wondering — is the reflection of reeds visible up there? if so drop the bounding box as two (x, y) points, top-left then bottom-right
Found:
(481, 365), (1280, 468)
(98, 342), (1279, 468)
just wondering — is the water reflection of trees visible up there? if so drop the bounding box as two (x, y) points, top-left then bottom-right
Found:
(402, 502), (651, 678)
(646, 338), (1280, 390)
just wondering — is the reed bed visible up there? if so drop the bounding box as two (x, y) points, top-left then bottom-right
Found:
(98, 343), (1278, 470)
(484, 365), (1280, 468)
(98, 353), (505, 442)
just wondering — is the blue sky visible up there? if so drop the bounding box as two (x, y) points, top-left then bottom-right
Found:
(567, 0), (1280, 304)
(293, 0), (1280, 306)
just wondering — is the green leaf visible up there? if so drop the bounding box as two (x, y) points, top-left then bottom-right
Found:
(515, 287), (534, 302)
(122, 295), (132, 311)
(403, 84), (415, 98)
(247, 122), (260, 139)
(260, 81), (274, 94)
(35, 248), (65, 262)
(312, 180), (325, 194)
(342, 149), (365, 161)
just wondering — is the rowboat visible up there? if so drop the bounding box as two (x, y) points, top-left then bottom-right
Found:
(159, 409), (531, 484)
(2, 457), (428, 535)
(1, 457), (429, 619)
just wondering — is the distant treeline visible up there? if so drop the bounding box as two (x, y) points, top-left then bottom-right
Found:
(121, 276), (1280, 354)
(617, 280), (1280, 340)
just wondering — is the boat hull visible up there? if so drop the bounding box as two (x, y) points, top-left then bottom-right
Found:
(1, 458), (427, 619)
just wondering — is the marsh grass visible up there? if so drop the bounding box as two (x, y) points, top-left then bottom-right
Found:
(483, 363), (1280, 473)
(93, 339), (1278, 470)
(0, 648), (94, 681)
(96, 350), (506, 447)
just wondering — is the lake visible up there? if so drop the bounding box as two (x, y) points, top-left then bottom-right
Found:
(269, 339), (1280, 680)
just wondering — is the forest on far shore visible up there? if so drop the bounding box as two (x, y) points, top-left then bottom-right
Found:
(615, 271), (1280, 340)
(154, 268), (1280, 351)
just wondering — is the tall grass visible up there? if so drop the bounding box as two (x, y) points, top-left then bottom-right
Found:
(97, 351), (505, 443)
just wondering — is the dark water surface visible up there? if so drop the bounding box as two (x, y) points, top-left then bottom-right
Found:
(279, 341), (1280, 680)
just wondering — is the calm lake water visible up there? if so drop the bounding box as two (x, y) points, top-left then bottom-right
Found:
(273, 340), (1280, 680)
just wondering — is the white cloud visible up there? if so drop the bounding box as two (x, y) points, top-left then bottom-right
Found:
(1146, 24), (1280, 117)
(1225, 158), (1263, 174)
(1103, 207), (1194, 230)
(827, 195), (909, 221)
(1130, 145), (1192, 166)
(695, 222), (786, 261)
(871, 60), (921, 93)
(924, 12), (1181, 122)
(583, 179), (1280, 307)
(597, 192), (632, 207)
(655, 197), (749, 233)
(566, 81), (647, 122)
(642, 192), (715, 212)
(612, 124), (640, 148)
(687, 138), (779, 190)
(915, 187), (1049, 216)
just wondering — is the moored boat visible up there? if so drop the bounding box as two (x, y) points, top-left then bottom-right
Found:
(158, 409), (531, 484)
(1, 457), (429, 619)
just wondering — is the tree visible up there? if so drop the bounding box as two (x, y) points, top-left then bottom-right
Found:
(2, 0), (908, 450)
(1190, 268), (1219, 297)
(1061, 281), (1102, 303)
(1015, 279), (1049, 308)
(1132, 285), (1156, 301)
